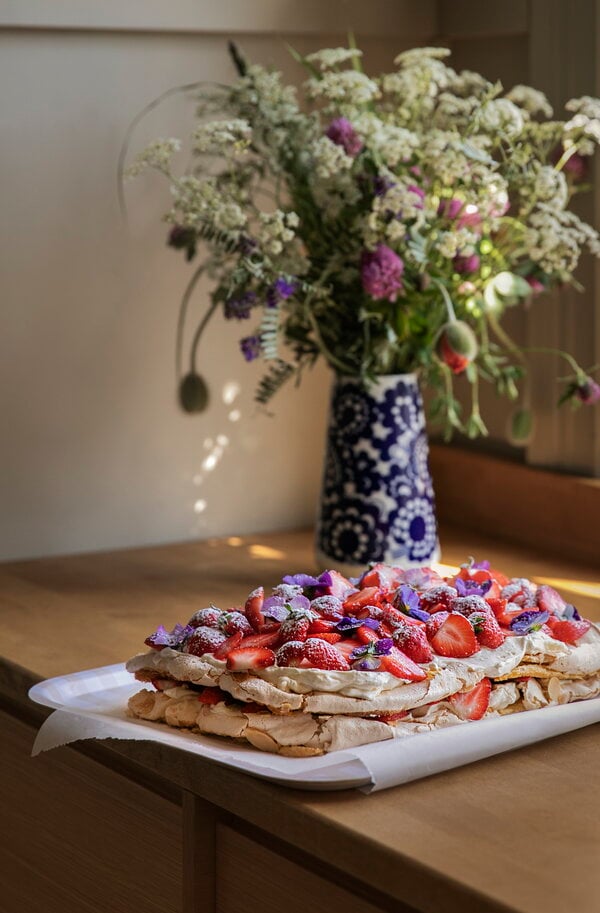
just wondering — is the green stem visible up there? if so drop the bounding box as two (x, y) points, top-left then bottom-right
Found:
(487, 312), (526, 364)
(520, 346), (585, 376)
(554, 144), (578, 173)
(432, 279), (456, 322)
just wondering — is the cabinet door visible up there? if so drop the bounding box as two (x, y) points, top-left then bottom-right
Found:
(0, 711), (183, 913)
(216, 824), (388, 913)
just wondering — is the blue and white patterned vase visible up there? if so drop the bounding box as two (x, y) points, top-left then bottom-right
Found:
(316, 374), (440, 575)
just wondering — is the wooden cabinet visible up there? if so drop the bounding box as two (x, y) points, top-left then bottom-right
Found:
(0, 711), (183, 913)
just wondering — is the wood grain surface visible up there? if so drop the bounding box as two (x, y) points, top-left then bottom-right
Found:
(1, 527), (599, 913)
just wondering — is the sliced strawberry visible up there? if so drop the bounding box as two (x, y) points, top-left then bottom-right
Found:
(185, 626), (228, 656)
(240, 631), (280, 649)
(548, 618), (591, 645)
(323, 569), (355, 599)
(304, 638), (350, 671)
(393, 624), (433, 663)
(359, 563), (401, 589)
(430, 613), (479, 658)
(536, 584), (566, 616)
(373, 710), (409, 722)
(344, 587), (381, 610)
(426, 611), (449, 640)
(379, 646), (427, 681)
(356, 624), (379, 645)
(213, 630), (243, 659)
(420, 584), (458, 611)
(333, 638), (362, 661)
(197, 687), (227, 705)
(486, 597), (524, 628)
(312, 632), (343, 644)
(245, 586), (265, 632)
(149, 677), (175, 691)
(275, 640), (306, 667)
(226, 645), (276, 671)
(308, 617), (337, 634)
(278, 614), (311, 644)
(449, 678), (491, 720)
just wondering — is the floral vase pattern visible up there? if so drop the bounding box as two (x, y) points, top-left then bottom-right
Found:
(316, 374), (440, 573)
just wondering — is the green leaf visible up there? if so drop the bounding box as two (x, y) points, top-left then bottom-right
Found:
(459, 141), (494, 165)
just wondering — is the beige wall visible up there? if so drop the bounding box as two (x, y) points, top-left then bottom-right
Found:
(0, 4), (435, 560)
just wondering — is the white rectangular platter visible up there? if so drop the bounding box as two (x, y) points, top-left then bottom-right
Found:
(29, 663), (600, 792)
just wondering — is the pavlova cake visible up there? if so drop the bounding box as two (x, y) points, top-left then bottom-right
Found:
(126, 560), (600, 756)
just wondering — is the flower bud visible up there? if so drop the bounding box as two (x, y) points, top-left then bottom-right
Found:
(436, 321), (478, 375)
(453, 253), (480, 275)
(576, 377), (600, 405)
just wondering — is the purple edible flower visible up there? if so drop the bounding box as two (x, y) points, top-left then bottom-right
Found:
(455, 576), (492, 597)
(224, 291), (256, 320)
(283, 571), (331, 588)
(144, 623), (193, 651)
(361, 244), (404, 302)
(240, 335), (261, 362)
(509, 610), (550, 634)
(350, 638), (394, 670)
(394, 585), (429, 621)
(326, 117), (363, 157)
(563, 603), (582, 621)
(263, 594), (311, 621)
(472, 559), (491, 570)
(336, 616), (380, 633)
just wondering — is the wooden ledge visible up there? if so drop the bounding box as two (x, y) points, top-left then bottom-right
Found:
(430, 444), (600, 566)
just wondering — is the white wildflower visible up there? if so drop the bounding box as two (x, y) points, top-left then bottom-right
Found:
(506, 85), (553, 118)
(532, 165), (568, 209)
(306, 71), (380, 107)
(478, 98), (524, 138)
(258, 210), (298, 257)
(305, 47), (362, 70)
(126, 138), (181, 177)
(525, 204), (600, 273)
(193, 119), (251, 155)
(310, 136), (354, 179)
(451, 70), (497, 98)
(394, 47), (451, 67)
(437, 228), (478, 259)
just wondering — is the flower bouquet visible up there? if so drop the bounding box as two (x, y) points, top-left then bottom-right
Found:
(127, 43), (600, 570)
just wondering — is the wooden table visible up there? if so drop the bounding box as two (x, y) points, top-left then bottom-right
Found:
(1, 527), (599, 913)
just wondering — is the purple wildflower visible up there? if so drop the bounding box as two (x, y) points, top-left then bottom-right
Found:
(326, 117), (363, 157)
(408, 184), (425, 209)
(240, 335), (261, 362)
(453, 253), (481, 274)
(224, 291), (256, 320)
(144, 623), (193, 651)
(361, 244), (404, 302)
(266, 276), (298, 308)
(238, 235), (258, 256)
(509, 610), (550, 635)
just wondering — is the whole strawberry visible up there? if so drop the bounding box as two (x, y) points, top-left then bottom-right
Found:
(220, 611), (254, 637)
(469, 610), (505, 649)
(393, 624), (433, 663)
(450, 595), (490, 617)
(304, 637), (350, 671)
(185, 626), (227, 656)
(188, 606), (223, 628)
(420, 584), (458, 611)
(278, 613), (312, 644)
